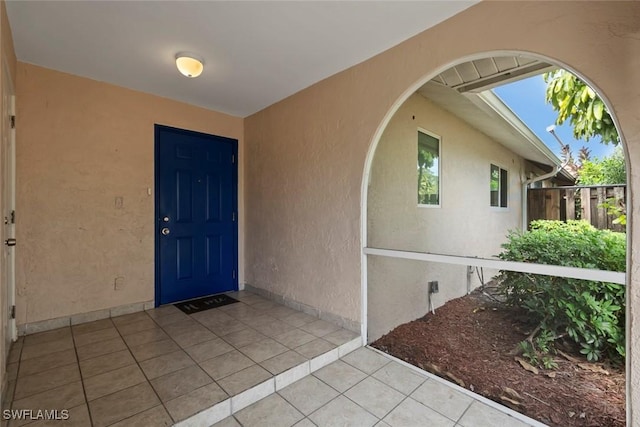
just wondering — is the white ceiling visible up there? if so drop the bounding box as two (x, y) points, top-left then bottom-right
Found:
(6, 1), (477, 117)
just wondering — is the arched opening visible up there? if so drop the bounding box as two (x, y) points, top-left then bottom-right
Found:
(361, 52), (628, 426)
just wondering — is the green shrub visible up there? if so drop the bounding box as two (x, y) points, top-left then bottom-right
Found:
(496, 220), (625, 364)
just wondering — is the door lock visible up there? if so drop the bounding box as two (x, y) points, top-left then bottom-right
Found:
(4, 238), (16, 247)
(161, 228), (171, 236)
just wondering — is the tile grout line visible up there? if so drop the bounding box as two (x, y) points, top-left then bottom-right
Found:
(70, 323), (98, 427)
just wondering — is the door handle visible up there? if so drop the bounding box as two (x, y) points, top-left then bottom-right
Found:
(4, 238), (16, 247)
(161, 228), (170, 236)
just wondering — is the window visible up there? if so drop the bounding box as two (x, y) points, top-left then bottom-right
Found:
(417, 130), (440, 206)
(490, 164), (508, 207)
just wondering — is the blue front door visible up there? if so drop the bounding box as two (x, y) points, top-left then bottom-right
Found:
(155, 125), (238, 305)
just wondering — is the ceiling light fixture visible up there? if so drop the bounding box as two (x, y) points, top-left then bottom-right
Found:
(175, 53), (204, 78)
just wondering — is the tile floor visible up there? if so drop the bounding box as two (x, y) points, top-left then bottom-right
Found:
(2, 290), (545, 427)
(213, 346), (544, 427)
(2, 291), (360, 426)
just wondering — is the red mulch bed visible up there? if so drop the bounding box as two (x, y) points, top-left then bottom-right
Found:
(371, 289), (625, 427)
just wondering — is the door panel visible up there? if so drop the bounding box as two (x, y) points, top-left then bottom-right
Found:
(156, 125), (238, 305)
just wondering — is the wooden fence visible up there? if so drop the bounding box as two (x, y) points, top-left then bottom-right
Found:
(527, 185), (626, 232)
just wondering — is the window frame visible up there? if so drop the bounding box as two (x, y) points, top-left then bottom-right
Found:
(417, 128), (442, 208)
(490, 163), (509, 209)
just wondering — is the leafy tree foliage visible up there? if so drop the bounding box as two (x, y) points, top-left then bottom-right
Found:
(577, 146), (626, 185)
(497, 220), (625, 364)
(544, 70), (619, 145)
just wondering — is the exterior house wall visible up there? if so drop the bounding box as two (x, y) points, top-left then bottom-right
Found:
(244, 1), (640, 419)
(367, 92), (525, 341)
(14, 63), (244, 326)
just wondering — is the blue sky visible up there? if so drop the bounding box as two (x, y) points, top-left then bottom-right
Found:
(492, 75), (615, 161)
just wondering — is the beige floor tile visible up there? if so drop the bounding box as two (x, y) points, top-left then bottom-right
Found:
(281, 312), (317, 328)
(115, 317), (158, 336)
(150, 312), (189, 327)
(18, 349), (77, 377)
(109, 405), (173, 427)
(76, 337), (127, 361)
(295, 339), (336, 359)
(191, 309), (234, 325)
(250, 301), (281, 312)
(184, 338), (234, 363)
(88, 382), (160, 427)
(150, 365), (212, 402)
(299, 320), (341, 338)
(199, 350), (255, 380)
(6, 363), (17, 381)
(371, 361), (425, 396)
(145, 304), (182, 319)
(71, 319), (114, 337)
(345, 377), (406, 419)
(309, 395), (378, 427)
(217, 365), (272, 396)
(252, 319), (296, 338)
(222, 328), (268, 348)
(164, 382), (229, 422)
(84, 364), (146, 401)
(203, 319), (247, 336)
(73, 327), (120, 348)
(112, 311), (150, 327)
(138, 350), (195, 380)
(293, 419), (315, 427)
(273, 329), (316, 349)
(219, 304), (261, 319)
(11, 381), (85, 412)
(14, 364), (80, 400)
(170, 325), (217, 348)
(8, 344), (21, 364)
(211, 417), (242, 427)
(260, 351), (308, 375)
(411, 379), (474, 421)
(278, 376), (339, 416)
(79, 349), (135, 378)
(27, 403), (91, 427)
(264, 306), (299, 320)
(383, 398), (454, 427)
(457, 401), (530, 427)
(160, 319), (199, 335)
(342, 348), (390, 375)
(20, 337), (74, 361)
(235, 393), (303, 427)
(128, 338), (180, 362)
(122, 327), (169, 347)
(23, 328), (72, 348)
(323, 329), (359, 346)
(313, 360), (367, 393)
(236, 313), (276, 328)
(239, 338), (288, 363)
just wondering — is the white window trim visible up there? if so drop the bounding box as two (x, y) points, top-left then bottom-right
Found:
(490, 162), (509, 210)
(417, 128), (442, 208)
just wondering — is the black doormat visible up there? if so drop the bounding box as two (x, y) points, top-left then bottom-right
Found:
(174, 294), (239, 314)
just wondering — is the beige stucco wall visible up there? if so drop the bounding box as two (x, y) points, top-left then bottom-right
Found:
(367, 92), (526, 341)
(244, 1), (640, 421)
(15, 63), (244, 325)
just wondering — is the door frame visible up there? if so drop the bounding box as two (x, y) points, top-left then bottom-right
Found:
(3, 58), (16, 343)
(153, 124), (239, 307)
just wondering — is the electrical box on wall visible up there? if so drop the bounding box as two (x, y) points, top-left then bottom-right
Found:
(429, 281), (439, 293)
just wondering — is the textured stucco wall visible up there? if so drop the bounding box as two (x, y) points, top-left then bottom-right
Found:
(367, 93), (526, 341)
(244, 1), (640, 421)
(15, 63), (244, 325)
